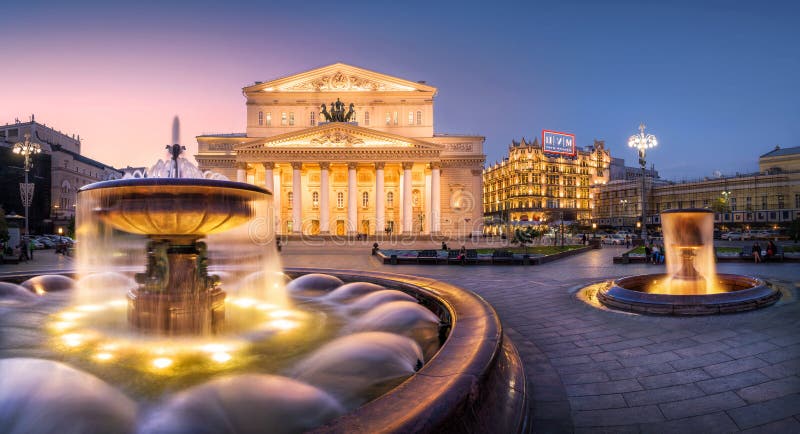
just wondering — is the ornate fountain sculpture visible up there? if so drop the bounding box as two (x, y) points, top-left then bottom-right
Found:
(85, 145), (271, 334)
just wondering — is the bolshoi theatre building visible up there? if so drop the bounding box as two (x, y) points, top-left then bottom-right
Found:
(196, 63), (485, 237)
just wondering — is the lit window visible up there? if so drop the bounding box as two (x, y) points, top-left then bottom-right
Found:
(393, 111), (398, 125)
(312, 191), (319, 208)
(337, 192), (344, 209)
(416, 111), (422, 125)
(258, 111), (263, 126)
(362, 192), (369, 208)
(408, 111), (414, 125)
(287, 192), (293, 208)
(385, 112), (391, 125)
(289, 112), (295, 126)
(387, 192), (394, 207)
(310, 111), (316, 126)
(364, 111), (370, 126)
(281, 112), (287, 126)
(266, 112), (272, 126)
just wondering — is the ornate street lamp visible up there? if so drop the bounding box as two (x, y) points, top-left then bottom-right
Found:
(12, 133), (41, 235)
(628, 123), (657, 243)
(619, 199), (628, 227)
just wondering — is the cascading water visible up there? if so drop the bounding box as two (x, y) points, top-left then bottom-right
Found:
(0, 123), (444, 433)
(661, 209), (719, 294)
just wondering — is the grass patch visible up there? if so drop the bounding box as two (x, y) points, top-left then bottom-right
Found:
(716, 247), (741, 254)
(476, 245), (584, 255)
(783, 245), (800, 253)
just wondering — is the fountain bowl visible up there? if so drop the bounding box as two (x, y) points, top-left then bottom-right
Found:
(80, 178), (270, 241)
(597, 273), (781, 315)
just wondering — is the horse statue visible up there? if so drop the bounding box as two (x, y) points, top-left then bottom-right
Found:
(344, 103), (355, 122)
(320, 103), (332, 122)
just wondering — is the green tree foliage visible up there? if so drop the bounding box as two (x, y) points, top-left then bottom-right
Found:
(511, 226), (541, 254)
(788, 218), (800, 243)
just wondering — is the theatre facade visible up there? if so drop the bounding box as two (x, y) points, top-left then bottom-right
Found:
(196, 63), (485, 236)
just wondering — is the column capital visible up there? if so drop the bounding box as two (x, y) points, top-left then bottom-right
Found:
(402, 162), (414, 170)
(374, 162), (386, 170)
(236, 162), (248, 170)
(319, 162), (330, 170)
(348, 162), (358, 170)
(291, 162), (303, 170)
(430, 161), (441, 170)
(262, 162), (275, 170)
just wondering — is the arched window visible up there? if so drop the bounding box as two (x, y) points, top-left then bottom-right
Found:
(362, 191), (369, 208)
(266, 112), (272, 126)
(312, 191), (319, 208)
(288, 112), (295, 126)
(387, 191), (394, 207)
(337, 192), (344, 209)
(310, 111), (316, 126)
(408, 111), (414, 125)
(287, 192), (293, 208)
(258, 111), (263, 126)
(385, 112), (391, 126)
(364, 111), (370, 126)
(416, 111), (422, 125)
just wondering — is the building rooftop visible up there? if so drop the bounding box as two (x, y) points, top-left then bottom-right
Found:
(197, 133), (247, 138)
(760, 145), (800, 158)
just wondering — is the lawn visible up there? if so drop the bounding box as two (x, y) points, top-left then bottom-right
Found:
(476, 245), (584, 255)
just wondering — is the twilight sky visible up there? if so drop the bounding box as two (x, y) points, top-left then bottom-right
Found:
(1, 0), (798, 180)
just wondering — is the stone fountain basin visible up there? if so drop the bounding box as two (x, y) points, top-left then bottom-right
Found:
(597, 273), (781, 315)
(79, 179), (270, 238)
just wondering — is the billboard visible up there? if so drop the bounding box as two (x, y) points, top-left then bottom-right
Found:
(542, 130), (576, 157)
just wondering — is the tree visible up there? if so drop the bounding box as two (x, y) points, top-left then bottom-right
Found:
(788, 218), (800, 243)
(0, 207), (8, 243)
(511, 226), (541, 254)
(67, 216), (76, 239)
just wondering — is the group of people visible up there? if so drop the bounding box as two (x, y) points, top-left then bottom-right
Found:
(644, 242), (665, 264)
(751, 240), (778, 263)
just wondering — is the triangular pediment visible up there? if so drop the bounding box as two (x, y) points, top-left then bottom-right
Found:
(244, 63), (437, 94)
(236, 123), (443, 150)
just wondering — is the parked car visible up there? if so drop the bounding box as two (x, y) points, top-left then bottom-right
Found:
(603, 234), (626, 245)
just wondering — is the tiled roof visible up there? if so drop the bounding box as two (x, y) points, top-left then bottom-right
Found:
(760, 146), (800, 158)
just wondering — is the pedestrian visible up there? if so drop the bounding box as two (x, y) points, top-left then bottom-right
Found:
(28, 238), (34, 260)
(276, 239), (282, 253)
(458, 245), (467, 265)
(581, 233), (587, 245)
(751, 241), (761, 263)
(644, 244), (652, 263)
(651, 244), (660, 264)
(765, 240), (777, 261)
(441, 241), (448, 251)
(625, 235), (631, 248)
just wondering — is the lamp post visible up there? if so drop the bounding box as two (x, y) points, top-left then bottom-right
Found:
(619, 199), (628, 227)
(12, 133), (41, 235)
(628, 123), (658, 243)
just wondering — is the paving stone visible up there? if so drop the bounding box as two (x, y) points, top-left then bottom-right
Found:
(768, 334), (800, 347)
(549, 355), (594, 366)
(756, 344), (800, 364)
(758, 357), (800, 379)
(607, 363), (676, 381)
(674, 341), (731, 358)
(575, 426), (640, 434)
(561, 371), (611, 385)
(566, 379), (644, 397)
(641, 337), (699, 354)
(573, 405), (664, 426)
(726, 393), (800, 429)
(696, 369), (772, 394)
(600, 337), (653, 352)
(703, 356), (769, 377)
(639, 411), (740, 434)
(691, 329), (738, 344)
(569, 394), (628, 411)
(556, 360), (624, 375)
(723, 341), (780, 358)
(618, 351), (681, 368)
(736, 376), (800, 403)
(668, 351), (733, 371)
(658, 391), (746, 420)
(740, 416), (800, 433)
(639, 369), (712, 389)
(623, 384), (706, 406)
(532, 399), (571, 420)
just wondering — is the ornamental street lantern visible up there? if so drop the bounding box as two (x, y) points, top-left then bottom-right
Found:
(628, 123), (658, 243)
(12, 133), (41, 235)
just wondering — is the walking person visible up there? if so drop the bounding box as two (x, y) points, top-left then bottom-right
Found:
(28, 238), (34, 260)
(625, 235), (631, 249)
(751, 241), (762, 263)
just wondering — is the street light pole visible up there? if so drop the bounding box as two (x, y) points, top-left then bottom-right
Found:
(628, 123), (658, 244)
(12, 133), (41, 235)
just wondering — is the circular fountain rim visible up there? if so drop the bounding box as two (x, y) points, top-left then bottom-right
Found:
(597, 273), (781, 315)
(79, 178), (272, 196)
(0, 268), (529, 433)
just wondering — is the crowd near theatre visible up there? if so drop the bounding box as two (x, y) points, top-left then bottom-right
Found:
(195, 63), (486, 237)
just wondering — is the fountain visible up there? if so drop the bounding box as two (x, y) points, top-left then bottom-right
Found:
(0, 121), (528, 433)
(595, 209), (781, 315)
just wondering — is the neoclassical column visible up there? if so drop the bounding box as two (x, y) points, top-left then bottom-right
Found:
(291, 162), (302, 234)
(262, 162), (274, 192)
(319, 162), (330, 234)
(347, 163), (358, 234)
(236, 162), (247, 183)
(431, 162), (441, 234)
(402, 162), (413, 234)
(375, 162), (385, 236)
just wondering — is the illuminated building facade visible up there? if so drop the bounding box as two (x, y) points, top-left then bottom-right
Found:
(195, 63), (485, 236)
(482, 138), (611, 234)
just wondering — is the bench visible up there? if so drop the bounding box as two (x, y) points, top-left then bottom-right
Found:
(766, 245), (785, 262)
(417, 249), (440, 264)
(491, 250), (514, 264)
(738, 245), (784, 261)
(465, 249), (479, 264)
(446, 250), (461, 264)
